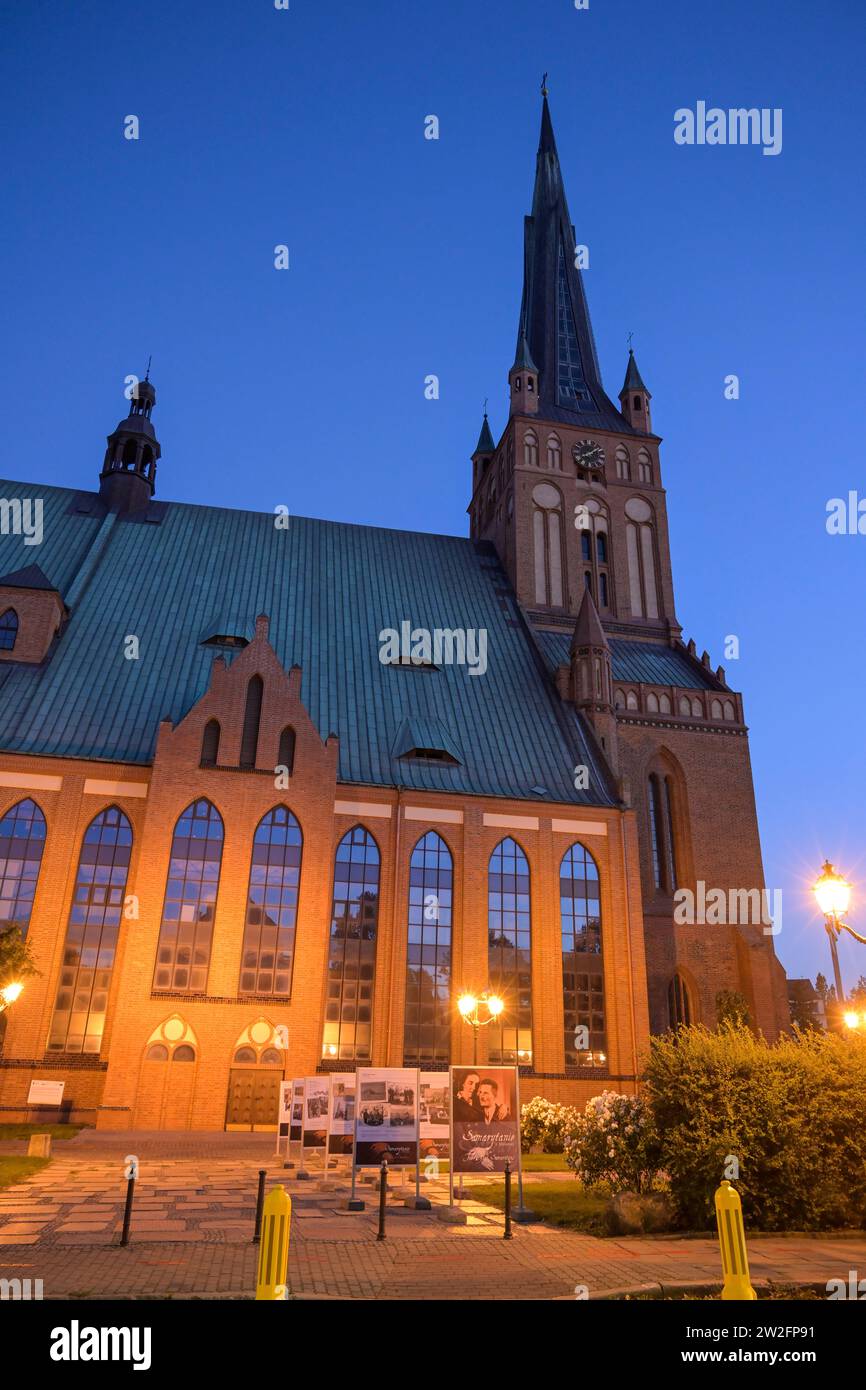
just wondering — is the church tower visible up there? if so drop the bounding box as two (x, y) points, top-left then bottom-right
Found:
(468, 91), (789, 1041)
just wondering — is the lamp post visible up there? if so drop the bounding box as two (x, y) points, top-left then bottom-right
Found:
(457, 991), (504, 1065)
(812, 861), (866, 1012)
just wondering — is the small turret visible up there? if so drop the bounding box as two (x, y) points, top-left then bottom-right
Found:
(99, 371), (161, 513)
(508, 330), (539, 416)
(567, 586), (619, 772)
(619, 347), (652, 433)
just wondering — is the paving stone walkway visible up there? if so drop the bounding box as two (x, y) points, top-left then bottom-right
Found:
(1, 1132), (864, 1299)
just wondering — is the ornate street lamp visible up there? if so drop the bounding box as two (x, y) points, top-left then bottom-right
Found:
(457, 991), (504, 1066)
(812, 861), (866, 1010)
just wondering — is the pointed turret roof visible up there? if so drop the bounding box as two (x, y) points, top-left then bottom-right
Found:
(570, 584), (609, 655)
(514, 95), (633, 433)
(621, 347), (651, 397)
(473, 413), (496, 456)
(511, 330), (538, 375)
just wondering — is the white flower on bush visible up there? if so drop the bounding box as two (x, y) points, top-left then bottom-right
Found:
(563, 1090), (662, 1195)
(520, 1096), (580, 1153)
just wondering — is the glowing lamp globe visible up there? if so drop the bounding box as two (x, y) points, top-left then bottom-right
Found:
(457, 993), (477, 1018)
(814, 862), (851, 919)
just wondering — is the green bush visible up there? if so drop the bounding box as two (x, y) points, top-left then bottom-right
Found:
(563, 1090), (664, 1195)
(644, 1023), (866, 1231)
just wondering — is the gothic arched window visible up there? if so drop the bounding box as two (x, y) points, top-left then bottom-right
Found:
(524, 431), (538, 468)
(625, 497), (659, 619)
(403, 831), (453, 1065)
(0, 798), (47, 937)
(648, 772), (678, 893)
(637, 448), (653, 484)
(668, 973), (692, 1028)
(48, 806), (133, 1054)
(200, 719), (220, 767)
(239, 806), (303, 996)
(547, 433), (562, 470)
(487, 838), (532, 1065)
(531, 483), (564, 607)
(615, 445), (630, 480)
(240, 675), (264, 768)
(560, 842), (606, 1067)
(278, 726), (296, 775)
(0, 609), (18, 651)
(323, 826), (380, 1061)
(153, 799), (224, 992)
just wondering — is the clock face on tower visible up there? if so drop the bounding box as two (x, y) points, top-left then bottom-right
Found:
(573, 439), (605, 473)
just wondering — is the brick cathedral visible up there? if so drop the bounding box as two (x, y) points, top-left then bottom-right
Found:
(0, 97), (788, 1129)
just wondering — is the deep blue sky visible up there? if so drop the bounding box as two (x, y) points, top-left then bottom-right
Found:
(2, 0), (865, 988)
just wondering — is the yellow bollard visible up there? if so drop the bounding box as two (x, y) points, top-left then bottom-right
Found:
(255, 1184), (292, 1300)
(714, 1179), (756, 1300)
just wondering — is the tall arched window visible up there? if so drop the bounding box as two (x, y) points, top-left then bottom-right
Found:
(487, 838), (532, 1064)
(648, 773), (677, 893)
(239, 806), (302, 996)
(637, 448), (653, 484)
(323, 826), (380, 1062)
(200, 719), (220, 767)
(625, 497), (659, 618)
(546, 433), (562, 470)
(0, 609), (19, 651)
(277, 726), (296, 775)
(153, 800), (224, 992)
(560, 842), (606, 1067)
(524, 431), (538, 468)
(239, 675), (264, 768)
(0, 798), (47, 937)
(48, 806), (133, 1054)
(403, 832), (452, 1065)
(615, 445), (630, 480)
(668, 973), (692, 1027)
(531, 482), (564, 607)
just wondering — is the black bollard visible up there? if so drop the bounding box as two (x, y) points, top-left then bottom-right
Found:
(503, 1158), (513, 1240)
(377, 1157), (388, 1241)
(120, 1174), (136, 1248)
(253, 1168), (267, 1244)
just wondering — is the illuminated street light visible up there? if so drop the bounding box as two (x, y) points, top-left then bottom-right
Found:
(0, 982), (23, 1013)
(812, 862), (866, 1019)
(842, 1011), (864, 1031)
(456, 990), (505, 1065)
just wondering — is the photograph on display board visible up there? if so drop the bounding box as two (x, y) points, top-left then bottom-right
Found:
(450, 1067), (520, 1174)
(419, 1073), (450, 1160)
(303, 1075), (330, 1149)
(289, 1079), (304, 1144)
(278, 1079), (293, 1138)
(328, 1072), (356, 1155)
(355, 1067), (419, 1166)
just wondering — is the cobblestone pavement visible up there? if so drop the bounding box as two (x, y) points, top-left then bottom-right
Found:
(1, 1132), (863, 1299)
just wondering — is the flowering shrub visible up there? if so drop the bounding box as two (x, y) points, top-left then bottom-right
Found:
(563, 1090), (663, 1194)
(520, 1096), (579, 1153)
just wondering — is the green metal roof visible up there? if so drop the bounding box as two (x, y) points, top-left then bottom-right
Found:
(0, 480), (614, 807)
(537, 631), (719, 691)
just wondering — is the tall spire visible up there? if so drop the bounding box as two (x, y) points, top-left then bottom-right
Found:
(514, 93), (629, 432)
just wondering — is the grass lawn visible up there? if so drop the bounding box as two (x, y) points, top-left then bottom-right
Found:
(469, 1177), (609, 1234)
(0, 1156), (51, 1189)
(0, 1124), (83, 1141)
(521, 1152), (569, 1172)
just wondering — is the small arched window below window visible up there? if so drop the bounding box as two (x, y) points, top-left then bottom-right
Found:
(626, 690), (638, 711)
(172, 1044), (196, 1062)
(234, 1046), (257, 1064)
(260, 1047), (283, 1066)
(646, 692), (659, 713)
(547, 434), (562, 470)
(0, 609), (19, 651)
(615, 445), (630, 480)
(723, 700), (735, 720)
(524, 431), (538, 468)
(581, 530), (592, 562)
(659, 693), (672, 714)
(200, 719), (220, 767)
(278, 726), (296, 775)
(146, 1043), (169, 1062)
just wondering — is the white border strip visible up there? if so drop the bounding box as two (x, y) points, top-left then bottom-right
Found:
(84, 779), (148, 798)
(551, 818), (608, 837)
(0, 771), (62, 792)
(334, 801), (392, 819)
(403, 806), (464, 825)
(483, 813), (539, 831)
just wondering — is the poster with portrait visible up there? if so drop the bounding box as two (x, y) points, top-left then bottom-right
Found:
(419, 1072), (450, 1161)
(328, 1072), (356, 1155)
(450, 1066), (520, 1174)
(302, 1075), (330, 1150)
(354, 1067), (419, 1167)
(278, 1079), (293, 1138)
(289, 1078), (304, 1143)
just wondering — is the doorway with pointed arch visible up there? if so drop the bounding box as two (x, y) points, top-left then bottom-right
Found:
(225, 1018), (286, 1130)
